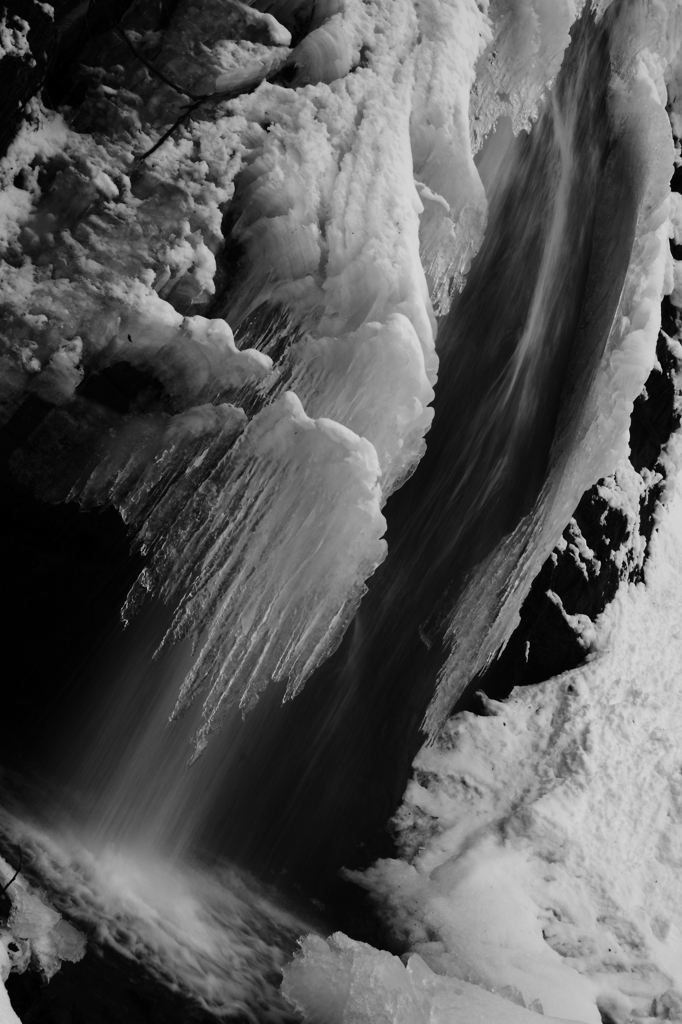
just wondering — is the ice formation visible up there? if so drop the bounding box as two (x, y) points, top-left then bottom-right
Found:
(0, 0), (463, 740)
(0, 14), (34, 65)
(283, 932), (578, 1024)
(421, 6), (682, 731)
(114, 391), (388, 750)
(0, 0), (610, 745)
(5, 0), (682, 1015)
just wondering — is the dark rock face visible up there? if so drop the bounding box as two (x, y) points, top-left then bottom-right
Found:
(464, 315), (682, 709)
(0, 0), (150, 161)
(630, 300), (681, 477)
(0, 430), (144, 774)
(0, 0), (54, 160)
(6, 950), (223, 1024)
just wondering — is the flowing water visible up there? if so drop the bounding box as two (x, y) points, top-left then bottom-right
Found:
(1, 2), (656, 1016)
(114, 6), (637, 887)
(49, 5), (640, 881)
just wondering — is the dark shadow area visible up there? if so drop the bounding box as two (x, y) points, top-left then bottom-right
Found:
(6, 949), (223, 1024)
(0, 400), (144, 775)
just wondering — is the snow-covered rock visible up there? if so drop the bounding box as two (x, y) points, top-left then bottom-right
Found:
(0, 852), (85, 1017)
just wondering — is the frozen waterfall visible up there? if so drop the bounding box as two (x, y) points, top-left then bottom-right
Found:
(1, 0), (682, 1020)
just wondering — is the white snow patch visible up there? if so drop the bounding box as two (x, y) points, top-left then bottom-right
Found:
(0, 14), (33, 63)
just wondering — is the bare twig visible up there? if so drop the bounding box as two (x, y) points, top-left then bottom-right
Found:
(136, 98), (204, 160)
(135, 69), (288, 161)
(0, 847), (22, 896)
(120, 5), (295, 165)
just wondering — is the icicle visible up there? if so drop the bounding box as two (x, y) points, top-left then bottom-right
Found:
(77, 392), (386, 755)
(163, 393), (387, 755)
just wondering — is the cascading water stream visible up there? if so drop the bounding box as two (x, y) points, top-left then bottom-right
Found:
(33, 3), (643, 904)
(0, 0), (678, 1016)
(152, 4), (640, 887)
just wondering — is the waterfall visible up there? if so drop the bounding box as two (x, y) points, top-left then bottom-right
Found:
(53, 2), (654, 890)
(0, 0), (681, 1019)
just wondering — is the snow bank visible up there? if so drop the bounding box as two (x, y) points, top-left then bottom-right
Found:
(338, 478), (682, 1024)
(282, 458), (682, 1024)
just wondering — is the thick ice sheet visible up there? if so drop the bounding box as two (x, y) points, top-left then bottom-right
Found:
(283, 932), (585, 1024)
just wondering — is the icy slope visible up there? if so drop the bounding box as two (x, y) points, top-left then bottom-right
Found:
(330, 466), (682, 1024)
